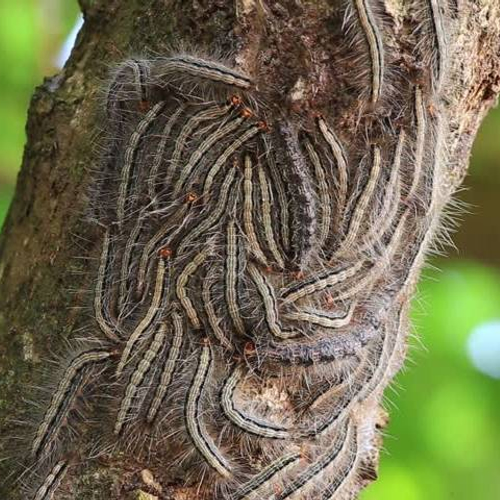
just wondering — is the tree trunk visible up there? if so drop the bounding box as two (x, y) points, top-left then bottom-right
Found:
(1, 1), (499, 499)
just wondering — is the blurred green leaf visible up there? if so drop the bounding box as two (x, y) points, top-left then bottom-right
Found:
(363, 261), (500, 500)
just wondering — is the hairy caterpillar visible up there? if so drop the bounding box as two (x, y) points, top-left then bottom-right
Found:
(94, 230), (121, 342)
(32, 460), (69, 500)
(316, 118), (349, 227)
(304, 138), (333, 251)
(116, 257), (168, 377)
(257, 164), (287, 269)
(280, 261), (365, 304)
(173, 114), (247, 195)
(243, 154), (269, 266)
(283, 301), (355, 330)
(225, 220), (247, 336)
(350, 0), (385, 105)
(234, 453), (301, 500)
(185, 344), (232, 478)
(176, 246), (211, 329)
(32, 349), (113, 459)
(220, 365), (290, 439)
(146, 311), (185, 423)
(274, 420), (355, 499)
(20, 5), (459, 493)
(114, 323), (167, 434)
(152, 54), (254, 89)
(248, 263), (297, 340)
(202, 266), (235, 351)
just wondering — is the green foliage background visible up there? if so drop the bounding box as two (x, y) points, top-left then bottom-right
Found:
(0, 2), (498, 498)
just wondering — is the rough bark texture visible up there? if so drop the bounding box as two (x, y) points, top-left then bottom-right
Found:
(0, 1), (499, 499)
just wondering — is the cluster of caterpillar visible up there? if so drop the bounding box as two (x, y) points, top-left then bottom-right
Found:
(20, 1), (456, 499)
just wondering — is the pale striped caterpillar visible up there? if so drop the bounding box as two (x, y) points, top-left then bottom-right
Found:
(94, 230), (121, 342)
(283, 301), (355, 330)
(116, 101), (166, 223)
(355, 130), (404, 257)
(304, 138), (333, 252)
(319, 421), (359, 499)
(243, 154), (269, 266)
(146, 311), (185, 423)
(337, 145), (383, 254)
(316, 118), (349, 231)
(115, 257), (168, 377)
(114, 323), (167, 434)
(152, 54), (254, 89)
(185, 344), (232, 478)
(280, 261), (366, 304)
(225, 220), (247, 336)
(32, 460), (69, 500)
(257, 164), (287, 269)
(248, 263), (298, 340)
(261, 135), (291, 251)
(347, 0), (385, 105)
(220, 365), (290, 439)
(234, 452), (301, 500)
(416, 0), (449, 93)
(176, 246), (211, 329)
(31, 349), (113, 459)
(273, 420), (356, 500)
(173, 115), (247, 195)
(202, 266), (235, 351)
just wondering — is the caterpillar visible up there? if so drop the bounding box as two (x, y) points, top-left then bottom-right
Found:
(351, 0), (385, 105)
(200, 124), (262, 197)
(152, 54), (254, 89)
(202, 266), (235, 351)
(277, 122), (317, 269)
(220, 365), (290, 439)
(243, 154), (269, 266)
(32, 349), (113, 459)
(116, 257), (168, 377)
(248, 263), (297, 340)
(275, 420), (354, 499)
(114, 323), (167, 434)
(257, 163), (286, 268)
(94, 229), (121, 342)
(176, 246), (211, 329)
(338, 145), (383, 253)
(320, 421), (359, 499)
(225, 220), (247, 336)
(280, 261), (365, 304)
(423, 0), (449, 92)
(357, 130), (404, 256)
(173, 114), (247, 195)
(145, 315), (184, 424)
(32, 460), (69, 500)
(283, 301), (355, 330)
(185, 344), (232, 478)
(304, 138), (333, 251)
(234, 453), (301, 500)
(316, 118), (349, 228)
(261, 135), (291, 251)
(117, 101), (166, 223)
(175, 167), (240, 255)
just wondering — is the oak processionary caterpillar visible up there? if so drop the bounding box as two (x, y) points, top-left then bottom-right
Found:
(21, 0), (456, 496)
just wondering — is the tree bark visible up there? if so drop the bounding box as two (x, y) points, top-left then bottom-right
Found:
(0, 1), (499, 499)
